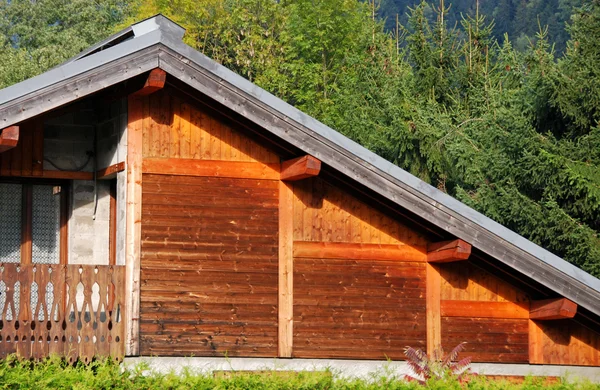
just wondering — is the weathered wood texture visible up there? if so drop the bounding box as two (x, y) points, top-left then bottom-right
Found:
(0, 264), (125, 362)
(438, 261), (531, 363)
(292, 177), (428, 246)
(441, 317), (529, 363)
(0, 119), (43, 177)
(140, 88), (279, 163)
(139, 174), (279, 357)
(293, 251), (426, 359)
(132, 68), (166, 97)
(529, 319), (600, 366)
(427, 239), (471, 263)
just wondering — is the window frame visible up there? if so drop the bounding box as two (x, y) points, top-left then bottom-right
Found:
(0, 178), (69, 265)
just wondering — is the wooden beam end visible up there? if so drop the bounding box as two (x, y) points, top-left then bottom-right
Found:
(131, 68), (167, 97)
(281, 155), (321, 181)
(0, 125), (19, 153)
(427, 239), (471, 263)
(530, 298), (577, 320)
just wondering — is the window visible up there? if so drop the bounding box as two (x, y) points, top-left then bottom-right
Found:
(0, 181), (67, 265)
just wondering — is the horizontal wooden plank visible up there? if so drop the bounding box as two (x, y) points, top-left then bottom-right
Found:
(441, 300), (529, 319)
(142, 193), (279, 209)
(142, 158), (280, 180)
(293, 241), (426, 262)
(143, 173), (280, 189)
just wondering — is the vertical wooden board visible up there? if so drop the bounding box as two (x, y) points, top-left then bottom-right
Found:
(350, 198), (362, 243)
(189, 103), (201, 159)
(142, 97), (151, 158)
(32, 118), (43, 176)
(169, 95), (181, 158)
(1, 149), (11, 176)
(426, 263), (441, 357)
(125, 96), (144, 356)
(210, 118), (221, 159)
(293, 183), (304, 242)
(179, 102), (191, 159)
(10, 137), (22, 176)
(230, 129), (240, 161)
(529, 319), (542, 364)
(20, 123), (33, 176)
(278, 181), (293, 357)
(360, 203), (371, 243)
(302, 179), (314, 242)
(159, 92), (171, 158)
(311, 178), (323, 242)
(220, 123), (232, 160)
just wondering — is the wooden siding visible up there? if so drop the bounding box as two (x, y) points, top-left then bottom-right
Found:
(439, 261), (531, 363)
(293, 177), (428, 246)
(529, 319), (600, 366)
(441, 317), (529, 363)
(293, 244), (426, 360)
(139, 174), (279, 357)
(0, 118), (43, 177)
(140, 89), (279, 163)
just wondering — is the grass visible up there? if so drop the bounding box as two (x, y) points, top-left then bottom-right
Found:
(0, 356), (599, 389)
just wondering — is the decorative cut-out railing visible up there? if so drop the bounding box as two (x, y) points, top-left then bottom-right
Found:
(0, 264), (125, 363)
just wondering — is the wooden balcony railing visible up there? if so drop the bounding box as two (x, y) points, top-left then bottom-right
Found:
(0, 264), (125, 363)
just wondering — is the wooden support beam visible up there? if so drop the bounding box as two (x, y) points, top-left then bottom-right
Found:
(131, 68), (166, 97)
(278, 182), (294, 358)
(426, 263), (441, 357)
(280, 155), (321, 181)
(293, 241), (426, 262)
(97, 161), (125, 180)
(0, 126), (19, 153)
(142, 158), (280, 180)
(427, 239), (471, 263)
(125, 95), (144, 356)
(42, 170), (93, 180)
(441, 300), (529, 319)
(530, 298), (577, 320)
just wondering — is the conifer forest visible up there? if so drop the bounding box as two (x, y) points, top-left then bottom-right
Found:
(1, 0), (599, 277)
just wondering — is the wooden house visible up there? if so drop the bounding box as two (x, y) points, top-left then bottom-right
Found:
(1, 15), (600, 368)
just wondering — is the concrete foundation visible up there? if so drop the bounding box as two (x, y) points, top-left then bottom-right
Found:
(124, 357), (600, 382)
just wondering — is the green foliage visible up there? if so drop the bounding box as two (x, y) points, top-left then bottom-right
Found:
(0, 0), (134, 88)
(1, 356), (600, 389)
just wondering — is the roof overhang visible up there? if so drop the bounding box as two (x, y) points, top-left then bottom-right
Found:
(2, 16), (600, 317)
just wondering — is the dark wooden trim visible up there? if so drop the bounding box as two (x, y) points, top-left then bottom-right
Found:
(441, 300), (529, 319)
(142, 158), (280, 180)
(60, 183), (69, 265)
(530, 298), (577, 320)
(0, 126), (19, 153)
(281, 155), (321, 181)
(108, 179), (117, 266)
(21, 183), (32, 265)
(427, 239), (471, 263)
(293, 241), (427, 262)
(97, 162), (125, 180)
(43, 170), (93, 180)
(131, 68), (166, 97)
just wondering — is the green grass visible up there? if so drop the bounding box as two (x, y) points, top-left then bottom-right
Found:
(0, 356), (599, 389)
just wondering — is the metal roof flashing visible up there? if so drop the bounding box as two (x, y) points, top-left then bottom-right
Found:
(132, 14), (186, 41)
